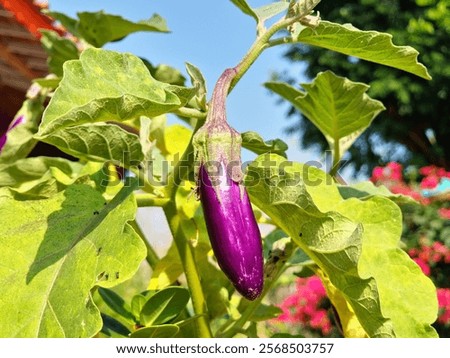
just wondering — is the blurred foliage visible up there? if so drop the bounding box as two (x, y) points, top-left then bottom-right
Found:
(276, 0), (450, 175)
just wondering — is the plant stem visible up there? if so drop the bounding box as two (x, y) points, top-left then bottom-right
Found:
(229, 12), (314, 92)
(163, 201), (212, 338)
(135, 193), (170, 207)
(267, 36), (294, 48)
(330, 139), (341, 178)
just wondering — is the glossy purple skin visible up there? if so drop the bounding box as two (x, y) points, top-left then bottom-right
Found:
(198, 163), (264, 300)
(0, 115), (24, 151)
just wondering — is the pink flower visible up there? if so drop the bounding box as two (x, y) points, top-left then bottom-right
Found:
(307, 276), (326, 295)
(436, 168), (447, 178)
(418, 245), (432, 262)
(413, 258), (431, 276)
(408, 248), (419, 257)
(420, 175), (439, 189)
(386, 162), (403, 181)
(419, 166), (436, 176)
(432, 242), (448, 255)
(371, 166), (385, 182)
(437, 288), (450, 324)
(438, 208), (450, 220)
(276, 276), (333, 336)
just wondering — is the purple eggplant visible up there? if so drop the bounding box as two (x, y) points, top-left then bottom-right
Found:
(198, 161), (263, 300)
(0, 115), (24, 152)
(193, 68), (264, 300)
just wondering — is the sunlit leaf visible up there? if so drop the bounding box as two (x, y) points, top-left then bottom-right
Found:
(245, 154), (438, 337)
(241, 131), (288, 158)
(265, 71), (385, 159)
(0, 184), (145, 337)
(295, 21), (431, 79)
(47, 11), (169, 48)
(0, 157), (83, 198)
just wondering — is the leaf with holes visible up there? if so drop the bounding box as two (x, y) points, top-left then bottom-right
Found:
(0, 183), (145, 337)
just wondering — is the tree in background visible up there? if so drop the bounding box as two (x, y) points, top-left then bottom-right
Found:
(277, 0), (450, 175)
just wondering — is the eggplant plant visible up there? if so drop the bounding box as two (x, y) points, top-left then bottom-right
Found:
(0, 0), (439, 338)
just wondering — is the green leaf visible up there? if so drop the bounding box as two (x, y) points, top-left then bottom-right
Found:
(338, 181), (419, 206)
(229, 0), (289, 24)
(148, 243), (183, 290)
(253, 2), (290, 22)
(100, 313), (131, 337)
(151, 64), (186, 86)
(140, 287), (190, 327)
(45, 11), (79, 37)
(295, 21), (431, 80)
(98, 287), (135, 324)
(185, 62), (207, 110)
(271, 333), (305, 338)
(249, 304), (282, 321)
(48, 11), (169, 48)
(36, 49), (195, 165)
(241, 131), (289, 157)
(0, 157), (83, 198)
(0, 98), (44, 164)
(131, 294), (147, 321)
(38, 48), (195, 137)
(130, 325), (179, 338)
(318, 270), (368, 337)
(33, 78), (61, 90)
(141, 58), (186, 86)
(77, 11), (169, 47)
(40, 30), (79, 77)
(0, 184), (145, 337)
(229, 0), (258, 22)
(245, 154), (438, 337)
(40, 123), (143, 167)
(265, 71), (385, 157)
(333, 196), (438, 337)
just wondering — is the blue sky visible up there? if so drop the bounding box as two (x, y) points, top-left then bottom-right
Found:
(47, 0), (318, 164)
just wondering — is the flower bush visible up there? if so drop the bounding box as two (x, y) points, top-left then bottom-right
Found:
(277, 276), (334, 337)
(276, 162), (449, 337)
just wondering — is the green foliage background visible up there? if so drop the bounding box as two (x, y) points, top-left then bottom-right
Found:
(277, 0), (450, 175)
